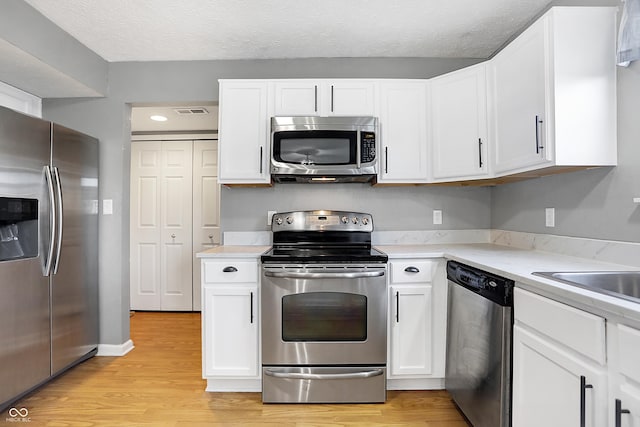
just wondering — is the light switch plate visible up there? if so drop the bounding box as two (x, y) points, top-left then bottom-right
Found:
(545, 207), (555, 227)
(103, 199), (113, 215)
(433, 210), (443, 225)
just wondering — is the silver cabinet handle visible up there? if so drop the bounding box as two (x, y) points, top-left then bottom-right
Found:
(222, 266), (238, 273)
(264, 270), (385, 279)
(250, 291), (254, 324)
(395, 291), (400, 323)
(478, 138), (483, 168)
(404, 266), (420, 273)
(171, 233), (176, 238)
(314, 85), (318, 112)
(208, 234), (214, 239)
(384, 146), (389, 174)
(259, 146), (263, 174)
(264, 369), (384, 380)
(331, 85), (334, 112)
(535, 115), (544, 154)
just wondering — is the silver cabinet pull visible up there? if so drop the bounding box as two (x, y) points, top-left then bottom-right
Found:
(314, 85), (318, 112)
(250, 291), (254, 324)
(396, 291), (400, 323)
(478, 138), (483, 168)
(385, 147), (389, 174)
(264, 369), (383, 380)
(331, 85), (334, 112)
(259, 146), (263, 174)
(222, 266), (238, 273)
(208, 234), (214, 239)
(171, 233), (176, 238)
(404, 266), (420, 273)
(535, 115), (544, 154)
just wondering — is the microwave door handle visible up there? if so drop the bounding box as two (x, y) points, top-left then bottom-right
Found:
(356, 130), (361, 169)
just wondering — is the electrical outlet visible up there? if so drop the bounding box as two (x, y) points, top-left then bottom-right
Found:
(545, 208), (555, 227)
(433, 210), (443, 225)
(267, 210), (277, 225)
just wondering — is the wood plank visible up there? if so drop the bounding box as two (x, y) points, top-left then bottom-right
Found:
(10, 312), (469, 426)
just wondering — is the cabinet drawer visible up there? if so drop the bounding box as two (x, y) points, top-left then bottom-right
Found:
(203, 260), (258, 283)
(514, 288), (606, 365)
(390, 261), (435, 283)
(618, 324), (640, 384)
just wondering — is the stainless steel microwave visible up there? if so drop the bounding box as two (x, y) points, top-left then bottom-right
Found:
(270, 116), (377, 183)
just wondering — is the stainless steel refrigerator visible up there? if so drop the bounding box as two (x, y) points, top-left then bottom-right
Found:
(0, 106), (99, 411)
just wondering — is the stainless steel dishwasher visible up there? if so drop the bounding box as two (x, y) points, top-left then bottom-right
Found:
(446, 261), (514, 427)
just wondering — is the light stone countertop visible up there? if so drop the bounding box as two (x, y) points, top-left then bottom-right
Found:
(377, 243), (640, 328)
(196, 245), (270, 258)
(196, 241), (640, 327)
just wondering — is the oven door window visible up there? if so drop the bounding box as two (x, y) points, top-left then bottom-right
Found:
(282, 292), (367, 341)
(273, 130), (357, 165)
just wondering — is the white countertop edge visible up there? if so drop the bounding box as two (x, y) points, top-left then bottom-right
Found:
(196, 245), (270, 258)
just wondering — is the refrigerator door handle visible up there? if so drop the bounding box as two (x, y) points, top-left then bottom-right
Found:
(43, 166), (57, 277)
(52, 166), (64, 275)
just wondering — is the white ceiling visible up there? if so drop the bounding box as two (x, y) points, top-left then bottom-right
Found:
(23, 0), (552, 62)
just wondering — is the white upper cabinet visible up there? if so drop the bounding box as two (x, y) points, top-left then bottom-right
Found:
(218, 80), (271, 184)
(490, 7), (617, 176)
(273, 80), (376, 117)
(378, 81), (429, 183)
(430, 63), (489, 181)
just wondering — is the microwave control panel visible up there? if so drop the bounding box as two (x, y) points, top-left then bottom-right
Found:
(361, 132), (376, 163)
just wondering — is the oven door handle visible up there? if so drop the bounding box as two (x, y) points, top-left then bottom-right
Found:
(264, 369), (384, 380)
(263, 270), (385, 279)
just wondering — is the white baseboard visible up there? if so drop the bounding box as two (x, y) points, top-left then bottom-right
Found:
(96, 339), (135, 356)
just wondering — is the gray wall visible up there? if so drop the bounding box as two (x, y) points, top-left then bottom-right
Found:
(42, 57), (481, 346)
(491, 61), (640, 243)
(222, 184), (490, 233)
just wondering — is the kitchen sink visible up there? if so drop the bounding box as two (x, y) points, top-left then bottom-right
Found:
(533, 271), (640, 304)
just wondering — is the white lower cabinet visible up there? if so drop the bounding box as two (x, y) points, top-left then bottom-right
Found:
(611, 324), (640, 427)
(201, 258), (260, 391)
(513, 325), (608, 427)
(387, 259), (447, 389)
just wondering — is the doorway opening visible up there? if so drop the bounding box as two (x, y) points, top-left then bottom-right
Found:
(129, 102), (220, 312)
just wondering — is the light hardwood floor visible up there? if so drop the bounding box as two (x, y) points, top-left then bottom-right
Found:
(7, 312), (469, 426)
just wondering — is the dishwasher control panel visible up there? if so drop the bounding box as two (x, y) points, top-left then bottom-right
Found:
(446, 261), (514, 306)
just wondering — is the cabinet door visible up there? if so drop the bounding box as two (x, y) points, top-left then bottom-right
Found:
(614, 324), (640, 427)
(389, 285), (432, 377)
(203, 285), (258, 377)
(329, 81), (376, 116)
(491, 16), (550, 175)
(431, 64), (489, 181)
(378, 81), (429, 183)
(218, 81), (270, 183)
(513, 325), (608, 427)
(273, 81), (319, 116)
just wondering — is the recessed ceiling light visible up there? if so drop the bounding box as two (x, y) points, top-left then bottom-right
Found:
(150, 115), (168, 122)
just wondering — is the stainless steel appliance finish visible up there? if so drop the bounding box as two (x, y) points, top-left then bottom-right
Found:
(270, 116), (377, 183)
(261, 210), (388, 403)
(533, 271), (640, 304)
(0, 106), (99, 412)
(446, 261), (514, 427)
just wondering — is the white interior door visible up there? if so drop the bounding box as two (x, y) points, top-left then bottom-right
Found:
(130, 140), (194, 311)
(161, 141), (193, 310)
(130, 141), (163, 310)
(192, 139), (220, 311)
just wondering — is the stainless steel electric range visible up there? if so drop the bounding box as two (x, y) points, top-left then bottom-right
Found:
(261, 210), (388, 403)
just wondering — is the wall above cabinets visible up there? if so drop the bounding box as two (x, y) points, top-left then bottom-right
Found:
(217, 6), (617, 188)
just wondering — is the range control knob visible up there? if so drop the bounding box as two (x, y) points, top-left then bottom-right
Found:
(275, 217), (283, 225)
(352, 217), (359, 224)
(341, 216), (349, 224)
(362, 217), (370, 225)
(286, 216), (294, 224)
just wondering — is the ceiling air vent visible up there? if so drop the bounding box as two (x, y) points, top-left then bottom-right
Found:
(174, 107), (209, 115)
